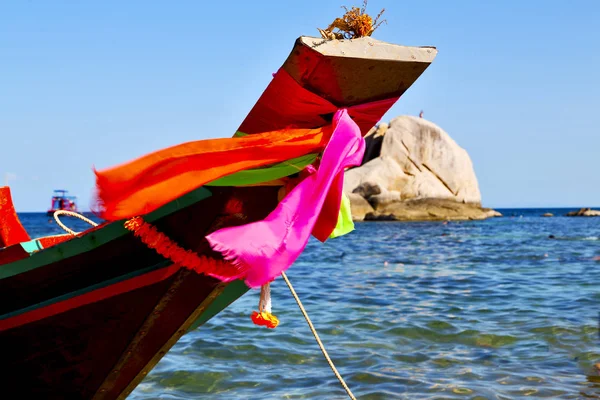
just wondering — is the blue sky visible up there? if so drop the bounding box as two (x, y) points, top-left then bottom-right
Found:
(1, 0), (598, 211)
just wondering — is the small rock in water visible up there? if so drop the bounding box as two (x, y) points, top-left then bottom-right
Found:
(565, 208), (600, 217)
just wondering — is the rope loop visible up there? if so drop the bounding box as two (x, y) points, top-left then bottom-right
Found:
(53, 210), (98, 236)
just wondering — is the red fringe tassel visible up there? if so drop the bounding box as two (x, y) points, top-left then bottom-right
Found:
(123, 216), (243, 281)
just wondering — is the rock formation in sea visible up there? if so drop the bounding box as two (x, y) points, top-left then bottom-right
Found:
(565, 208), (600, 217)
(344, 116), (501, 221)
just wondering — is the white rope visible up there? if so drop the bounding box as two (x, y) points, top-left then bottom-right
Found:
(53, 210), (98, 236)
(53, 211), (355, 399)
(281, 271), (357, 400)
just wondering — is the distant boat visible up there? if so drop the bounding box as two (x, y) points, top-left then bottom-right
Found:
(47, 189), (77, 216)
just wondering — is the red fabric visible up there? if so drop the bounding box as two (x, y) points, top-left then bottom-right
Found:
(238, 68), (399, 136)
(312, 171), (345, 242)
(0, 187), (30, 248)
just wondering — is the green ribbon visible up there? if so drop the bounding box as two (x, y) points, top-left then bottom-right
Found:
(330, 193), (354, 238)
(206, 154), (317, 187)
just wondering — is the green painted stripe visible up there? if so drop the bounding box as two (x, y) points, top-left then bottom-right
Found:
(186, 280), (250, 332)
(0, 187), (212, 281)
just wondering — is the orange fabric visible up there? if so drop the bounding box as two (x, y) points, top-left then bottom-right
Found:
(0, 187), (30, 248)
(251, 311), (280, 329)
(94, 126), (332, 221)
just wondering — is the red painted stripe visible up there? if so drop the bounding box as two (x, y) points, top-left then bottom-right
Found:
(0, 264), (181, 332)
(37, 234), (73, 249)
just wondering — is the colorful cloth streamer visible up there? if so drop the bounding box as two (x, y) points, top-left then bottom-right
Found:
(94, 127), (331, 220)
(93, 69), (398, 222)
(91, 68), (400, 289)
(206, 109), (364, 288)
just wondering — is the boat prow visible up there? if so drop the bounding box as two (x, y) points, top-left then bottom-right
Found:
(0, 36), (437, 399)
(286, 36), (437, 106)
(238, 36), (437, 136)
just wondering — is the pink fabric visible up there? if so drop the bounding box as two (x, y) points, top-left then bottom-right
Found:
(206, 109), (365, 288)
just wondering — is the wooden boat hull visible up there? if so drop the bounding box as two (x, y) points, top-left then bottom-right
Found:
(0, 36), (437, 399)
(1, 186), (277, 398)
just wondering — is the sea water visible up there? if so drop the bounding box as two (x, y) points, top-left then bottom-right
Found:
(19, 209), (600, 399)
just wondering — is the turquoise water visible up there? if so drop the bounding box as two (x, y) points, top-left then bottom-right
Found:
(20, 210), (600, 398)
